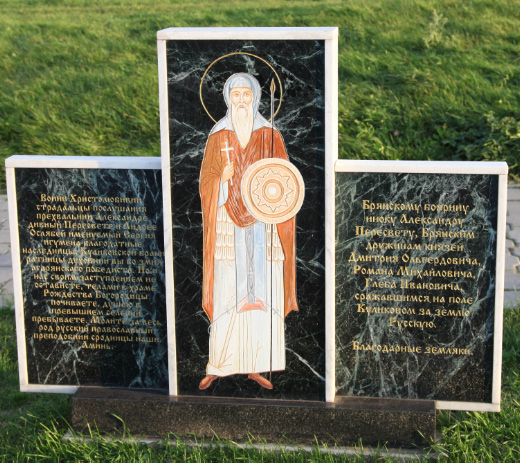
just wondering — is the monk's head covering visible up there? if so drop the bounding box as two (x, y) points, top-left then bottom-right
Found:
(210, 73), (270, 134)
(223, 73), (262, 116)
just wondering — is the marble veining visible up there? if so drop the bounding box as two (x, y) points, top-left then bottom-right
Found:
(16, 168), (168, 389)
(167, 40), (326, 400)
(335, 173), (497, 403)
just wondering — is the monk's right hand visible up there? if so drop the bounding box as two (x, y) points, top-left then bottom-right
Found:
(222, 163), (235, 184)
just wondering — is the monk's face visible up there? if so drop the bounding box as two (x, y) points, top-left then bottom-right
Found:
(230, 87), (253, 110)
(230, 86), (254, 149)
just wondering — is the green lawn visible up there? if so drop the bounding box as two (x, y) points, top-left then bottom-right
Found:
(1, 306), (519, 462)
(1, 0), (520, 191)
(1, 1), (520, 461)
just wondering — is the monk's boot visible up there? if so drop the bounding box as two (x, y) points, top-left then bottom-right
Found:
(199, 375), (218, 390)
(248, 373), (273, 390)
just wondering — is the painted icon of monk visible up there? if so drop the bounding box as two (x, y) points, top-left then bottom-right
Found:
(199, 73), (299, 390)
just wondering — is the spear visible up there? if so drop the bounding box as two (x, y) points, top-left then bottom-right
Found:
(269, 78), (275, 381)
(270, 79), (275, 160)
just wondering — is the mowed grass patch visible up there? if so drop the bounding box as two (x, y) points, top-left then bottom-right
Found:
(0, 307), (71, 461)
(433, 308), (520, 462)
(1, 305), (519, 461)
(1, 0), (520, 191)
(336, 1), (520, 173)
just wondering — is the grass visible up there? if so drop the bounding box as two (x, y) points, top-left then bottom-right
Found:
(1, 305), (519, 461)
(432, 309), (520, 461)
(1, 0), (520, 191)
(1, 1), (520, 460)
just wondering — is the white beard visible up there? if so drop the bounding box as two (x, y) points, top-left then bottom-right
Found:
(231, 102), (254, 149)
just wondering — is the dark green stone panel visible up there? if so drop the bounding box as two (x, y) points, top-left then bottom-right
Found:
(335, 172), (497, 403)
(16, 167), (168, 389)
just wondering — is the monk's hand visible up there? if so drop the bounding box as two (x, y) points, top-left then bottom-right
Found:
(222, 163), (235, 184)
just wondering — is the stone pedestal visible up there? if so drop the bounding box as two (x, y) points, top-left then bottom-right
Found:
(71, 387), (436, 448)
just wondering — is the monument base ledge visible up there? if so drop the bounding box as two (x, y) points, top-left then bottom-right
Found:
(71, 387), (436, 448)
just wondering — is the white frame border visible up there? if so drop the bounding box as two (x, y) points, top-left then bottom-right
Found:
(157, 27), (339, 399)
(334, 159), (507, 412)
(6, 155), (162, 394)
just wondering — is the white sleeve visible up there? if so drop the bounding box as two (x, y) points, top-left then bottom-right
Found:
(217, 179), (229, 207)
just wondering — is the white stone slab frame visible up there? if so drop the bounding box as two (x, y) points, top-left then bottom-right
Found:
(5, 155), (162, 394)
(335, 160), (507, 412)
(157, 28), (339, 399)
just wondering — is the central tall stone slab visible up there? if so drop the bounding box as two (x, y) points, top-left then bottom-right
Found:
(158, 27), (338, 402)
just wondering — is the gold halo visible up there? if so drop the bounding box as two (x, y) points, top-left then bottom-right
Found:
(199, 52), (283, 124)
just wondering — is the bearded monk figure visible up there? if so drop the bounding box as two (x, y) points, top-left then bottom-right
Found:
(198, 73), (298, 390)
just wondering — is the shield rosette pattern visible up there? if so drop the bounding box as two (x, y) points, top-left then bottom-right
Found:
(241, 158), (305, 224)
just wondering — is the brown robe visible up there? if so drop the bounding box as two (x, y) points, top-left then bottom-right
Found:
(199, 126), (299, 322)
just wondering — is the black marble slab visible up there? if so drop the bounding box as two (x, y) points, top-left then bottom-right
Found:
(166, 40), (326, 400)
(336, 172), (498, 403)
(71, 386), (436, 448)
(15, 167), (168, 389)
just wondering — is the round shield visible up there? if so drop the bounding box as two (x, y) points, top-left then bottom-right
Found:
(241, 158), (305, 224)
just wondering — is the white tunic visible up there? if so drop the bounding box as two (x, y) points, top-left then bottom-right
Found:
(206, 181), (285, 376)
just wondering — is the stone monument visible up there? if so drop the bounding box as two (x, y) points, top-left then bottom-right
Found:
(5, 27), (508, 451)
